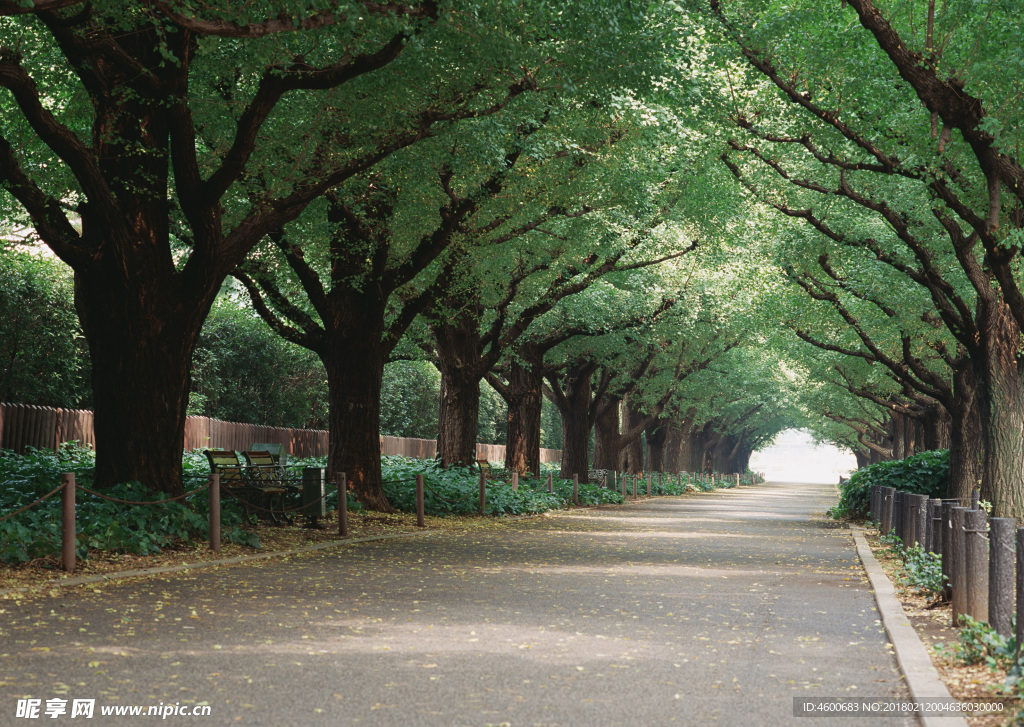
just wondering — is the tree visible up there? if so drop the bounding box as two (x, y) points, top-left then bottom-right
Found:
(1, 0), (517, 493)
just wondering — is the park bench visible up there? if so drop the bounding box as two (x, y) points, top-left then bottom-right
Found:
(204, 449), (289, 524)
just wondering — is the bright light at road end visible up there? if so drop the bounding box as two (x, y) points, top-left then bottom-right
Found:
(749, 429), (857, 484)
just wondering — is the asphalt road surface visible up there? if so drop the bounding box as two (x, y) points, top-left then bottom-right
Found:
(0, 481), (913, 726)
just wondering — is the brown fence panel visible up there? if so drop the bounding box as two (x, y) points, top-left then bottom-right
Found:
(9, 403), (26, 452)
(0, 402), (5, 450)
(539, 447), (561, 464)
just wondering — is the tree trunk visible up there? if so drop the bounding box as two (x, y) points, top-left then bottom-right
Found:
(645, 422), (667, 473)
(854, 449), (870, 469)
(663, 420), (684, 472)
(946, 358), (983, 502)
(977, 300), (1024, 517)
(890, 412), (906, 460)
(77, 267), (216, 495)
(433, 309), (484, 468)
(591, 397), (623, 471)
(504, 358), (543, 475)
(312, 288), (395, 512)
(621, 397), (645, 474)
(557, 363), (595, 479)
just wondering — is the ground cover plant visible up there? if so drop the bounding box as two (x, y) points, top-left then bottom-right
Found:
(0, 445), (257, 565)
(828, 449), (950, 521)
(1, 446), (746, 567)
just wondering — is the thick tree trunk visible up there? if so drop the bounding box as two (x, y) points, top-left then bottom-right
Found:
(433, 310), (484, 468)
(621, 397), (645, 474)
(645, 422), (667, 473)
(557, 363), (595, 479)
(890, 413), (906, 460)
(313, 289), (395, 511)
(854, 449), (870, 469)
(977, 300), (1024, 517)
(504, 358), (543, 475)
(663, 421), (684, 472)
(947, 359), (983, 502)
(77, 267), (216, 495)
(591, 398), (622, 471)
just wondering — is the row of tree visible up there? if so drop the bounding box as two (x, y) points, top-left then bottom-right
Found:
(3, 0), (1020, 515)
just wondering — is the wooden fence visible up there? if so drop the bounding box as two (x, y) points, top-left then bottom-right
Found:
(0, 402), (561, 464)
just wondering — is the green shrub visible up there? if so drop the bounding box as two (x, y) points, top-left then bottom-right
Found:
(901, 545), (945, 597)
(0, 445), (257, 565)
(827, 449), (949, 521)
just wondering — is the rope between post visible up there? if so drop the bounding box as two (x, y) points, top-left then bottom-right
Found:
(76, 481), (210, 505)
(0, 483), (66, 523)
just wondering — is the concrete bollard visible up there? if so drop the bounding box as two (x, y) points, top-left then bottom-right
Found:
(208, 473), (220, 555)
(950, 506), (968, 625)
(881, 487), (894, 536)
(927, 499), (942, 555)
(963, 508), (988, 622)
(1016, 528), (1024, 658)
(941, 501), (955, 601)
(988, 518), (1014, 638)
(61, 472), (75, 574)
(912, 494), (929, 549)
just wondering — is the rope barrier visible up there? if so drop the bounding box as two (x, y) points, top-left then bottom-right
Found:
(76, 481), (210, 505)
(0, 483), (66, 523)
(220, 485), (339, 515)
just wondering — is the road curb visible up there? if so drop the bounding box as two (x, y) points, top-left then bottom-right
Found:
(0, 530), (432, 597)
(849, 525), (967, 727)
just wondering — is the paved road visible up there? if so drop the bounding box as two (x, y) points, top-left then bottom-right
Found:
(0, 481), (912, 726)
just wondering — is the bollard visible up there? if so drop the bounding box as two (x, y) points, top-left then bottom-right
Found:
(61, 472), (75, 574)
(647, 473), (651, 497)
(633, 475), (637, 498)
(869, 485), (878, 522)
(950, 506), (968, 625)
(208, 473), (221, 555)
(881, 487), (894, 537)
(415, 474), (425, 527)
(511, 472), (519, 492)
(573, 474), (579, 506)
(547, 472), (553, 494)
(912, 494), (928, 549)
(927, 499), (942, 554)
(1017, 528), (1024, 658)
(338, 472), (348, 537)
(963, 508), (989, 622)
(941, 501), (955, 601)
(989, 518), (1014, 638)
(622, 473), (627, 500)
(479, 470), (486, 514)
(602, 475), (607, 490)
(902, 492), (916, 552)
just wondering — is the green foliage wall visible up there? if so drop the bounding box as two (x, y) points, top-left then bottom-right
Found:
(0, 251), (90, 408)
(829, 450), (950, 520)
(189, 301), (328, 429)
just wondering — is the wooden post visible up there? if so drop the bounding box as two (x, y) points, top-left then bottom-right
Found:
(1016, 528), (1024, 658)
(646, 473), (651, 497)
(632, 475), (637, 498)
(572, 474), (579, 506)
(61, 472), (75, 574)
(912, 494), (928, 549)
(602, 474), (607, 490)
(989, 518), (1014, 638)
(338, 472), (348, 537)
(964, 507), (988, 622)
(479, 470), (486, 514)
(950, 506), (968, 625)
(621, 472), (627, 500)
(415, 474), (425, 528)
(941, 501), (955, 601)
(546, 472), (553, 494)
(208, 473), (220, 555)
